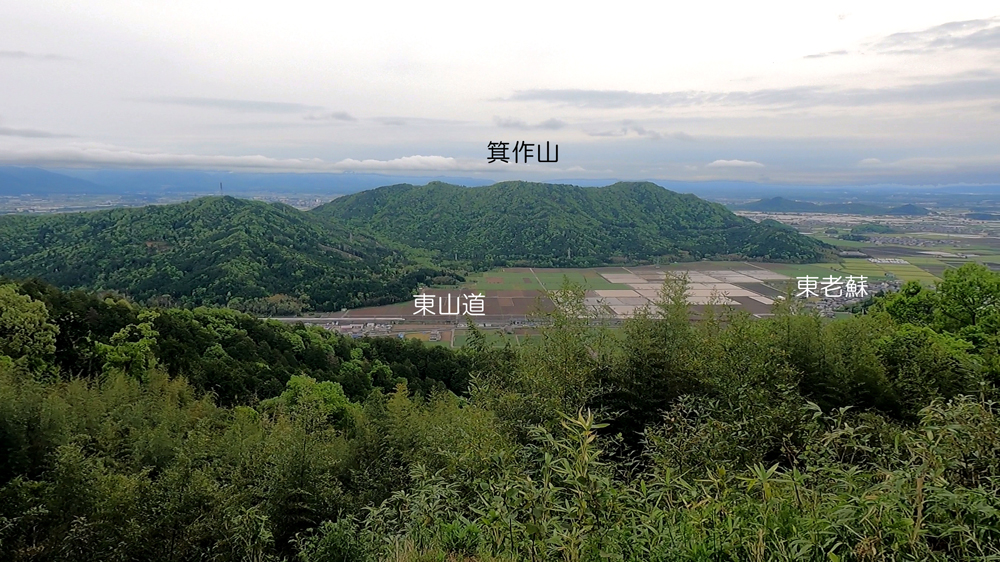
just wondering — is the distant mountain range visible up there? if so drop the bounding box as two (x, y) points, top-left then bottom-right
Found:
(3, 166), (999, 207)
(0, 181), (833, 310)
(735, 197), (931, 216)
(0, 166), (494, 196)
(0, 167), (110, 195)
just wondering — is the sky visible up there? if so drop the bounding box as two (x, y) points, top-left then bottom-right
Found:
(1, 1), (999, 185)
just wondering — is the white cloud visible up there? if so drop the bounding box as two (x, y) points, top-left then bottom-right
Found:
(0, 126), (74, 138)
(333, 155), (493, 171)
(858, 158), (883, 166)
(706, 159), (764, 168)
(0, 147), (496, 172)
(0, 50), (75, 61)
(142, 97), (323, 113)
(863, 157), (959, 171)
(304, 111), (357, 121)
(871, 17), (1000, 54)
(494, 116), (568, 130)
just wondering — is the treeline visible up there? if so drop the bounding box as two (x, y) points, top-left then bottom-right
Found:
(5, 279), (470, 404)
(1, 263), (999, 561)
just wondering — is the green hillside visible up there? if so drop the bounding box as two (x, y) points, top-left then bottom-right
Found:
(0, 196), (448, 312)
(884, 203), (932, 216)
(736, 196), (821, 212)
(738, 196), (931, 216)
(312, 181), (832, 266)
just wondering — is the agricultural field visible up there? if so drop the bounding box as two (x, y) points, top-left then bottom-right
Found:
(461, 267), (629, 292)
(768, 263), (862, 281)
(452, 328), (540, 348)
(823, 232), (1000, 281)
(838, 258), (940, 283)
(330, 229), (1000, 347)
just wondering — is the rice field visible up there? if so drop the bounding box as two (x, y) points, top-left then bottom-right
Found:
(836, 258), (941, 282)
(768, 263), (860, 280)
(463, 268), (629, 291)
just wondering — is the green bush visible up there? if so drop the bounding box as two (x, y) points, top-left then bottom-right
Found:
(438, 517), (481, 557)
(295, 518), (375, 562)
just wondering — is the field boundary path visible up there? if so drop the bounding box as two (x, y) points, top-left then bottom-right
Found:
(528, 267), (545, 290)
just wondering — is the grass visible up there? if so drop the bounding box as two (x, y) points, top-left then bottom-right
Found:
(902, 256), (950, 265)
(769, 263), (859, 280)
(531, 270), (625, 290)
(809, 235), (870, 248)
(462, 270), (543, 291)
(463, 268), (629, 292)
(829, 258), (942, 283)
(768, 258), (947, 284)
(402, 331), (455, 347)
(662, 260), (770, 270)
(451, 328), (544, 348)
(452, 329), (518, 348)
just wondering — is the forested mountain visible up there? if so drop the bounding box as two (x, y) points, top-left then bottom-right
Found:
(0, 196), (450, 312)
(312, 181), (832, 266)
(737, 196), (931, 215)
(0, 183), (831, 313)
(884, 203), (932, 215)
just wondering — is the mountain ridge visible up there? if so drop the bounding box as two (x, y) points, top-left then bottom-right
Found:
(0, 182), (835, 312)
(736, 196), (931, 216)
(312, 181), (833, 266)
(0, 196), (447, 312)
(0, 166), (110, 195)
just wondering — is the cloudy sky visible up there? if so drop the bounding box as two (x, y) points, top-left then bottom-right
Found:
(1, 1), (999, 184)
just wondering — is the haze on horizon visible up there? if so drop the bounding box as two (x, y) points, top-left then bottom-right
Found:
(1, 1), (999, 186)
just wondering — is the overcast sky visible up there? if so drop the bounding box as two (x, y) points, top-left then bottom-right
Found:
(1, 1), (999, 184)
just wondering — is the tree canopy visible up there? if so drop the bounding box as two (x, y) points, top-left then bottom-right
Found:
(0, 196), (453, 312)
(312, 181), (834, 266)
(3, 270), (1000, 560)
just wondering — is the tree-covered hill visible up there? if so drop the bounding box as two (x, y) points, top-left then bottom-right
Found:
(311, 181), (832, 266)
(0, 196), (449, 312)
(0, 183), (833, 312)
(884, 203), (932, 216)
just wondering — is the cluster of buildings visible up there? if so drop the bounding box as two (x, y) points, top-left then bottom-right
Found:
(867, 236), (948, 247)
(807, 279), (905, 318)
(324, 321), (396, 338)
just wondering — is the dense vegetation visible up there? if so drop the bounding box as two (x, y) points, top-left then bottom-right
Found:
(0, 183), (835, 312)
(312, 181), (833, 267)
(850, 223), (898, 235)
(2, 263), (1000, 561)
(965, 212), (1000, 220)
(0, 197), (456, 312)
(737, 197), (931, 216)
(3, 279), (470, 405)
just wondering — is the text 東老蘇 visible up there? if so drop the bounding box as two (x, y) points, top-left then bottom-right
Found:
(795, 275), (868, 299)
